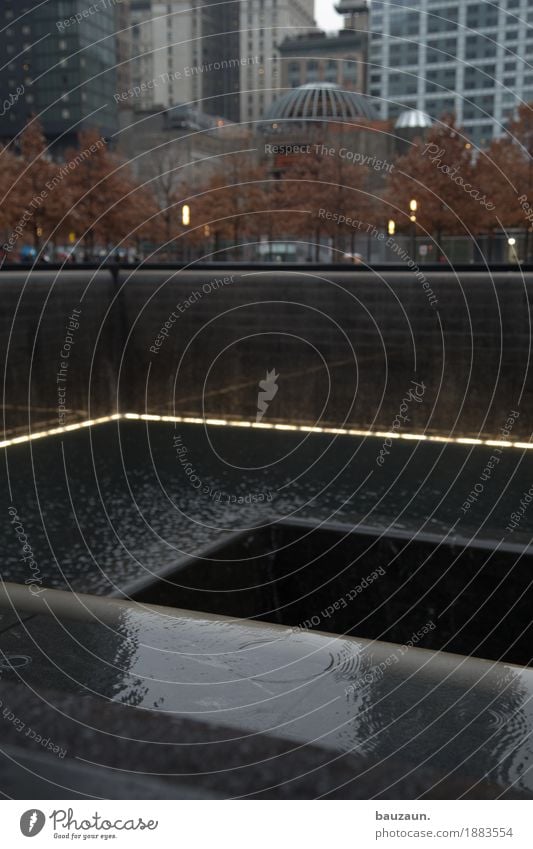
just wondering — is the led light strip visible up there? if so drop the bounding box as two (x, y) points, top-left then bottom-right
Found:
(0, 412), (530, 451)
(0, 414), (122, 448)
(123, 413), (533, 451)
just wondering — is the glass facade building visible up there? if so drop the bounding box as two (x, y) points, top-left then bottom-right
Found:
(0, 0), (119, 147)
(369, 0), (533, 147)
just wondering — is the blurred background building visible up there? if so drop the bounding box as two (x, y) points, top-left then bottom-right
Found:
(259, 80), (424, 169)
(128, 0), (317, 126)
(117, 103), (246, 185)
(238, 0), (316, 125)
(0, 0), (119, 148)
(116, 0), (133, 109)
(369, 0), (533, 148)
(279, 30), (366, 93)
(129, 0), (241, 122)
(2, 0), (531, 157)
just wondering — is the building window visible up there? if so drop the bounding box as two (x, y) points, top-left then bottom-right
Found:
(325, 60), (337, 83)
(306, 59), (319, 81)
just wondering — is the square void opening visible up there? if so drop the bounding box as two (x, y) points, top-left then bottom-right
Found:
(130, 522), (533, 667)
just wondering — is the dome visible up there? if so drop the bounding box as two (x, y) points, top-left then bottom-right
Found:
(263, 82), (379, 126)
(394, 109), (434, 130)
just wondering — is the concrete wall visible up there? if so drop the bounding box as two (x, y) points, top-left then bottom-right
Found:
(2, 267), (531, 440)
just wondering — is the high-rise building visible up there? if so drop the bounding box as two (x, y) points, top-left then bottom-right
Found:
(129, 0), (154, 111)
(129, 0), (241, 122)
(0, 0), (118, 147)
(129, 1), (316, 125)
(201, 1), (241, 120)
(369, 0), (533, 148)
(240, 0), (316, 125)
(116, 0), (133, 107)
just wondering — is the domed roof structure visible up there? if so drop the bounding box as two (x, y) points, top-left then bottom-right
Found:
(394, 109), (434, 130)
(263, 82), (379, 126)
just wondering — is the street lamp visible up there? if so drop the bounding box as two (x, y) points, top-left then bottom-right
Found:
(409, 199), (418, 256)
(179, 204), (191, 261)
(388, 219), (396, 236)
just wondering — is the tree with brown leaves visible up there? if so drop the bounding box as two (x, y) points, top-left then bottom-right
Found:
(192, 156), (266, 259)
(385, 117), (483, 252)
(17, 118), (68, 251)
(65, 128), (142, 257)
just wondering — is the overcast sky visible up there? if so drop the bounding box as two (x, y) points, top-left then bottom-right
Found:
(315, 0), (343, 32)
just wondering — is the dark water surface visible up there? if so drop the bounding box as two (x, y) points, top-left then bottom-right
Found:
(1, 420), (531, 595)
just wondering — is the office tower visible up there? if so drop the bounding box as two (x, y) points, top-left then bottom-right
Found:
(129, 0), (154, 111)
(369, 0), (533, 147)
(201, 1), (241, 121)
(129, 0), (317, 124)
(129, 0), (194, 111)
(129, 0), (240, 122)
(116, 0), (133, 107)
(0, 0), (118, 147)
(240, 0), (316, 125)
